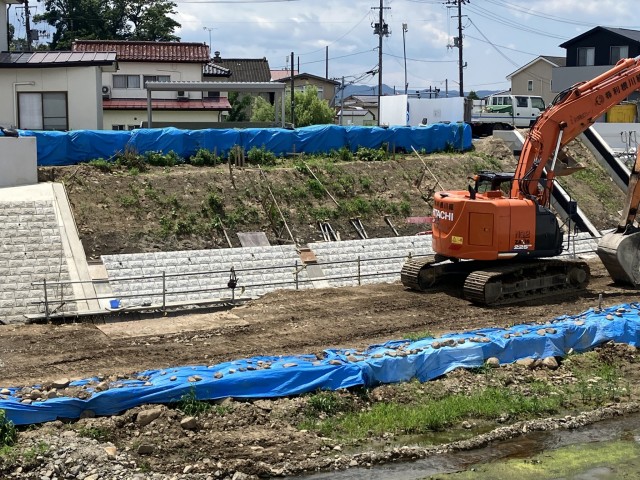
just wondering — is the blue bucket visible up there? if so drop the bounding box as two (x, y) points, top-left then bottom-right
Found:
(109, 299), (121, 309)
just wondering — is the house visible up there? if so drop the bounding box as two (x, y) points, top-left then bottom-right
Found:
(340, 95), (379, 122)
(336, 107), (375, 126)
(0, 1), (118, 131)
(0, 51), (118, 130)
(552, 27), (640, 94)
(506, 56), (565, 106)
(73, 40), (232, 129)
(273, 72), (340, 104)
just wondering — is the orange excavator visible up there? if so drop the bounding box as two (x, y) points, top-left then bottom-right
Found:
(401, 57), (640, 305)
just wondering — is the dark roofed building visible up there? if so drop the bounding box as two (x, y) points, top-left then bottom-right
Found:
(210, 51), (271, 83)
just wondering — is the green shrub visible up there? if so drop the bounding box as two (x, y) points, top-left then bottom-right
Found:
(331, 146), (353, 162)
(145, 150), (184, 167)
(307, 179), (325, 199)
(114, 147), (147, 171)
(247, 146), (277, 166)
(190, 148), (221, 167)
(205, 192), (225, 215)
(356, 146), (387, 162)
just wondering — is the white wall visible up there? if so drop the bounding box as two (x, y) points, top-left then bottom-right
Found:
(0, 66), (103, 130)
(592, 123), (640, 151)
(104, 63), (205, 100)
(380, 95), (466, 126)
(0, 137), (37, 188)
(104, 109), (223, 129)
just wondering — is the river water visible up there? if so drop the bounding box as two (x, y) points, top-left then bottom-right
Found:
(288, 413), (640, 480)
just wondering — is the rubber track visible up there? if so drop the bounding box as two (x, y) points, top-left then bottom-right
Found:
(400, 256), (435, 291)
(462, 259), (590, 306)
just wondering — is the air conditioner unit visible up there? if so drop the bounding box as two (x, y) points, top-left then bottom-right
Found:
(177, 91), (189, 101)
(101, 85), (111, 99)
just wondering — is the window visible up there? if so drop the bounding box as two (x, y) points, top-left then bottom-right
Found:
(610, 45), (629, 64)
(18, 92), (68, 130)
(113, 74), (141, 89)
(527, 80), (533, 92)
(515, 96), (528, 108)
(577, 47), (595, 66)
(112, 125), (126, 130)
(143, 75), (170, 85)
(207, 91), (221, 99)
(531, 97), (546, 110)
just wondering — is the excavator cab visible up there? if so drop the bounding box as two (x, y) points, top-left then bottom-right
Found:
(472, 171), (514, 195)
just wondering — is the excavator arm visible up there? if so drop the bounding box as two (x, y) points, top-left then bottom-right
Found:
(511, 58), (640, 207)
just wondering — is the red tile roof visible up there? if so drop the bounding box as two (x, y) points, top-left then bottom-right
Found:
(73, 40), (210, 63)
(102, 98), (231, 111)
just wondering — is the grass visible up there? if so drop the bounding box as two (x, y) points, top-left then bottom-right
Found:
(77, 425), (113, 442)
(177, 387), (212, 416)
(0, 410), (16, 447)
(305, 386), (563, 439)
(404, 330), (435, 341)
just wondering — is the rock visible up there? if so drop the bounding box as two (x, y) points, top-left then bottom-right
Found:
(137, 444), (154, 455)
(169, 376), (177, 381)
(541, 357), (559, 370)
(85, 474), (100, 480)
(187, 375), (202, 382)
(349, 459), (358, 467)
(232, 473), (251, 480)
(183, 465), (194, 474)
(536, 329), (547, 336)
(282, 363), (297, 368)
(329, 360), (342, 366)
(51, 378), (71, 389)
(214, 372), (224, 379)
(180, 416), (198, 430)
(485, 357), (500, 368)
(104, 446), (117, 459)
(46, 390), (58, 399)
(29, 389), (42, 400)
(0, 388), (10, 395)
(95, 381), (110, 392)
(461, 421), (473, 429)
(136, 407), (162, 426)
(516, 358), (537, 369)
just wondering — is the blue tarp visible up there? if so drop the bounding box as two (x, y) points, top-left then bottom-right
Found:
(3, 123), (473, 166)
(1, 303), (639, 426)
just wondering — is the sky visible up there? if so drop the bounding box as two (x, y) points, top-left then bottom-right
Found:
(11, 0), (640, 95)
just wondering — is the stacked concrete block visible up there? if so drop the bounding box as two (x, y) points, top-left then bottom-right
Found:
(0, 201), (75, 324)
(102, 245), (310, 308)
(310, 236), (433, 288)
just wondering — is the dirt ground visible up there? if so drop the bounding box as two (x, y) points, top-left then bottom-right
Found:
(1, 257), (640, 479)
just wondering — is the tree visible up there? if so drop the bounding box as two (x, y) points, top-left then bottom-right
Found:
(34, 0), (180, 50)
(227, 92), (253, 122)
(251, 86), (335, 127)
(467, 90), (480, 100)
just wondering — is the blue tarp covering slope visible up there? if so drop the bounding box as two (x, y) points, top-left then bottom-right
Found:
(3, 302), (633, 426)
(2, 123), (472, 166)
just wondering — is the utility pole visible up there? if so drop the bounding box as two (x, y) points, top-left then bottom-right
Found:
(372, 0), (390, 126)
(290, 51), (295, 126)
(447, 0), (468, 97)
(402, 23), (408, 95)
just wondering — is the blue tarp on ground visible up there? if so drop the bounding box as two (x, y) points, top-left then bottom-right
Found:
(3, 123), (473, 166)
(1, 303), (639, 426)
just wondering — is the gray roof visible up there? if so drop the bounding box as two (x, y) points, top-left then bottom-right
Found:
(560, 26), (640, 48)
(540, 56), (566, 67)
(0, 51), (117, 68)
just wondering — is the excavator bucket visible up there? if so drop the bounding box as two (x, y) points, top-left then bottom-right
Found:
(597, 230), (640, 286)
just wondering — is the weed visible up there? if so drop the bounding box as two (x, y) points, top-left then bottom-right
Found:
(399, 200), (412, 216)
(310, 206), (336, 221)
(77, 426), (113, 442)
(145, 150), (183, 167)
(404, 330), (435, 341)
(128, 167), (140, 176)
(0, 410), (16, 447)
(177, 387), (211, 416)
(119, 194), (139, 208)
(309, 386), (562, 439)
(115, 146), (147, 172)
(359, 176), (373, 190)
(307, 179), (325, 199)
(87, 158), (113, 172)
(305, 390), (355, 418)
(158, 216), (174, 237)
(175, 213), (199, 236)
(331, 146), (353, 162)
(204, 192), (225, 215)
(340, 198), (372, 216)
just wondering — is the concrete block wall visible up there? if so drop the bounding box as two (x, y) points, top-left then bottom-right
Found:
(0, 200), (75, 324)
(309, 236), (433, 287)
(102, 245), (311, 308)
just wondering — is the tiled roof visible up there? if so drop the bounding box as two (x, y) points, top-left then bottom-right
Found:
(0, 51), (117, 67)
(102, 98), (231, 111)
(211, 58), (271, 82)
(203, 62), (231, 77)
(72, 40), (209, 63)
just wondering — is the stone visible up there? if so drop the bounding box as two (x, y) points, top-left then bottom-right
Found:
(136, 408), (162, 426)
(169, 376), (177, 381)
(180, 417), (198, 430)
(485, 357), (500, 368)
(329, 360), (342, 366)
(516, 358), (537, 369)
(282, 363), (297, 368)
(541, 357), (559, 370)
(46, 390), (58, 400)
(0, 388), (10, 395)
(137, 444), (154, 455)
(183, 465), (194, 474)
(51, 378), (71, 389)
(187, 375), (202, 382)
(214, 372), (223, 379)
(536, 329), (547, 336)
(104, 446), (117, 459)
